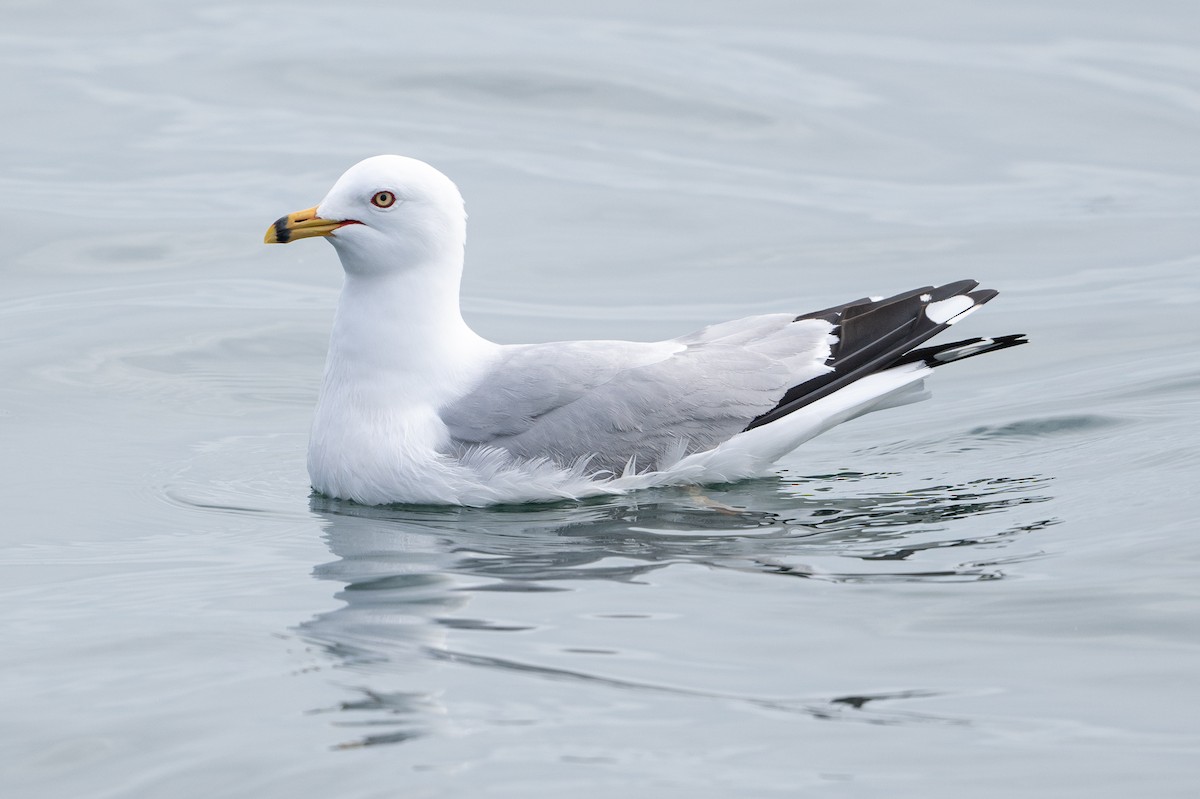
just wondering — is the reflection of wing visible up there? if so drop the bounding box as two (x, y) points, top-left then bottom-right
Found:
(439, 314), (833, 472)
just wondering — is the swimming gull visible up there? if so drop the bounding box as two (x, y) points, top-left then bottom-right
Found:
(265, 155), (1025, 506)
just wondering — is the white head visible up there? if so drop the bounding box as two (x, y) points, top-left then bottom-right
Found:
(266, 155), (467, 278)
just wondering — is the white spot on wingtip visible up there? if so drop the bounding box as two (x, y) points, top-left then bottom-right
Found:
(925, 295), (975, 324)
(919, 293), (932, 302)
(934, 337), (994, 362)
(945, 304), (981, 325)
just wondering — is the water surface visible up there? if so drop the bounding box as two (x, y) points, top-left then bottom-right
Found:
(3, 1), (1200, 796)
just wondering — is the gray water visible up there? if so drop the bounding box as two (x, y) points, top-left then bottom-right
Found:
(4, 1), (1200, 796)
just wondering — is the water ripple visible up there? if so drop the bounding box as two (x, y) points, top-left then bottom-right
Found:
(967, 414), (1125, 439)
(296, 471), (1056, 746)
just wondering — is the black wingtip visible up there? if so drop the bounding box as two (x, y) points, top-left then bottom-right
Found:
(745, 280), (1015, 431)
(899, 333), (1028, 367)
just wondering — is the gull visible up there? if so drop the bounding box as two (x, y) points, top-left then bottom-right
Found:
(265, 155), (1024, 506)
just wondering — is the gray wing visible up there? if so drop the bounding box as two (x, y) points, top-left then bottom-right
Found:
(439, 314), (833, 473)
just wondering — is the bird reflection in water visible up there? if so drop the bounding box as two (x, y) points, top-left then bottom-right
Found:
(297, 472), (1056, 748)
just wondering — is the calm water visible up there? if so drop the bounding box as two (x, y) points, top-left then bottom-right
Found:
(4, 1), (1200, 796)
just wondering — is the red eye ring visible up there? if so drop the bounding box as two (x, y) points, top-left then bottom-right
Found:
(371, 190), (396, 208)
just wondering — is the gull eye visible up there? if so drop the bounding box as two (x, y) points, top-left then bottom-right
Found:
(371, 190), (396, 208)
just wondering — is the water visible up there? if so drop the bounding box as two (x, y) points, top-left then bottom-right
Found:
(4, 1), (1200, 796)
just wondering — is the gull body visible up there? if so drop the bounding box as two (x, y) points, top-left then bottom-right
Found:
(266, 155), (1024, 506)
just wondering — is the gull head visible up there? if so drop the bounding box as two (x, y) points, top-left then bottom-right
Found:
(265, 155), (467, 277)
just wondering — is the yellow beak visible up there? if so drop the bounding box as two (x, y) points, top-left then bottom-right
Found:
(264, 206), (346, 244)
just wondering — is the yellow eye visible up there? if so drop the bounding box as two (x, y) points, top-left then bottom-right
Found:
(371, 190), (396, 208)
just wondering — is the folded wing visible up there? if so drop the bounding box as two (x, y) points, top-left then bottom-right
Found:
(439, 280), (1024, 473)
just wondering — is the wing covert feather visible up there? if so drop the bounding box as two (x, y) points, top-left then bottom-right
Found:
(439, 315), (833, 472)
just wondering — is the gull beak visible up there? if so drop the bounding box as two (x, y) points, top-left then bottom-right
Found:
(264, 206), (347, 244)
